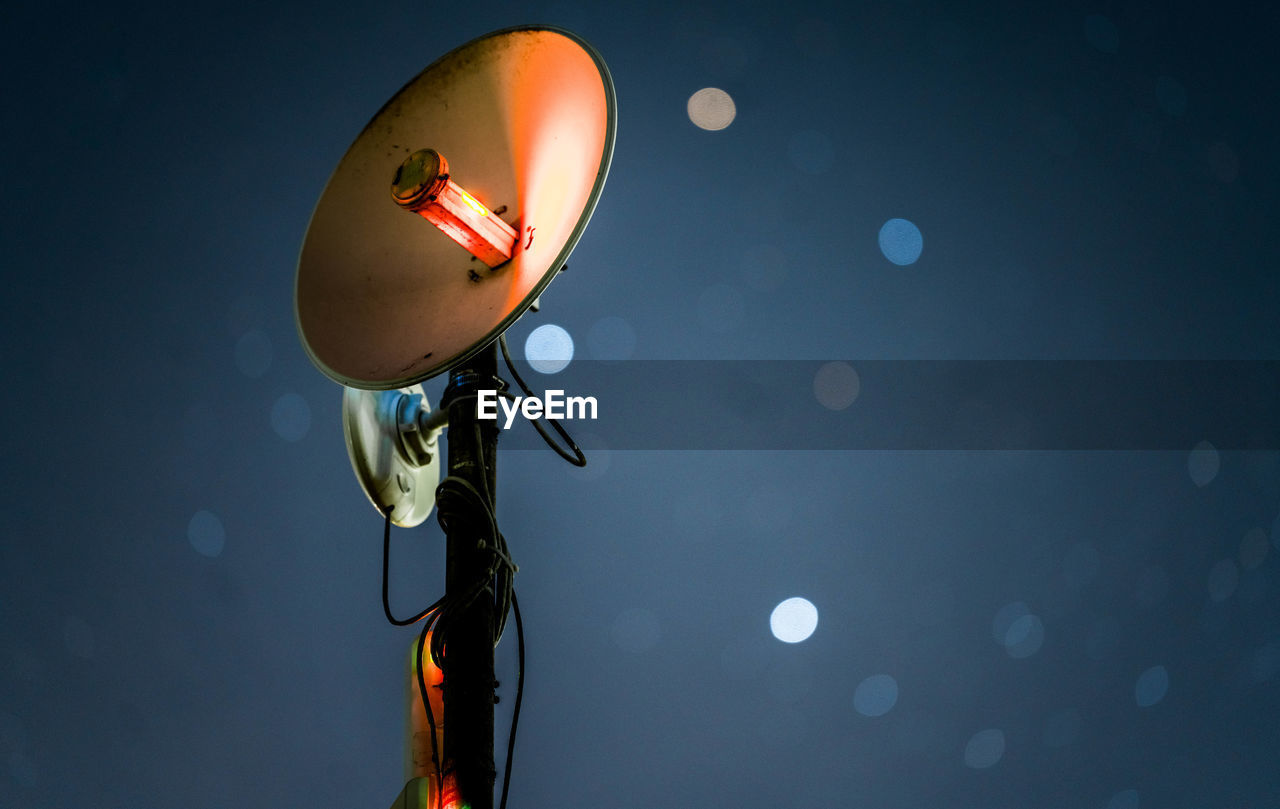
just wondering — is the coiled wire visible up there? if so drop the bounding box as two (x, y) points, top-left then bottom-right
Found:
(380, 334), (586, 809)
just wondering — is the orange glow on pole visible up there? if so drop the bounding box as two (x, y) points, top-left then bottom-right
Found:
(406, 633), (446, 799)
(440, 773), (463, 809)
(392, 149), (517, 268)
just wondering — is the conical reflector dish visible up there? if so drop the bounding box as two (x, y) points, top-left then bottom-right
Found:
(296, 26), (616, 389)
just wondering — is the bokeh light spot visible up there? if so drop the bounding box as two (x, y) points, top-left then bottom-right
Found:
(525, 324), (574, 374)
(1084, 14), (1119, 53)
(1108, 789), (1140, 809)
(854, 674), (899, 717)
(878, 218), (924, 265)
(964, 728), (1005, 769)
(586, 315), (636, 360)
(188, 509), (226, 558)
(992, 601), (1031, 645)
(787, 130), (834, 174)
(1187, 441), (1219, 487)
(770, 597), (818, 643)
(813, 362), (860, 410)
(611, 608), (660, 653)
(1135, 665), (1169, 707)
(271, 393), (312, 442)
(1005, 614), (1045, 659)
(1207, 558), (1239, 601)
(234, 329), (273, 378)
(687, 87), (736, 130)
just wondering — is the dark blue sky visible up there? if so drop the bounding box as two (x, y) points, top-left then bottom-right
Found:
(3, 2), (1280, 808)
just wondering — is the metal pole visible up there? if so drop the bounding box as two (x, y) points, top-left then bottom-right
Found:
(439, 342), (501, 809)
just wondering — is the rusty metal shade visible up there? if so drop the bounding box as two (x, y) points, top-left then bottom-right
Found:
(295, 26), (616, 389)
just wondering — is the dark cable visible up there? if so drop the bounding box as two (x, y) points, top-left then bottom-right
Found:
(378, 341), (581, 809)
(472, 422), (515, 645)
(449, 419), (522, 809)
(498, 334), (587, 466)
(381, 504), (446, 801)
(426, 465), (518, 809)
(382, 505), (445, 626)
(431, 473), (511, 666)
(416, 615), (444, 801)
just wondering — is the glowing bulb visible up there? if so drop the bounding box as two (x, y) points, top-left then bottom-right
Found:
(392, 149), (517, 268)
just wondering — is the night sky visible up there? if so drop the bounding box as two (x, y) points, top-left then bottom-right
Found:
(4, 1), (1280, 808)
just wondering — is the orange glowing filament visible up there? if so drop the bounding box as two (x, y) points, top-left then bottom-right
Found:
(458, 189), (490, 217)
(392, 149), (517, 268)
